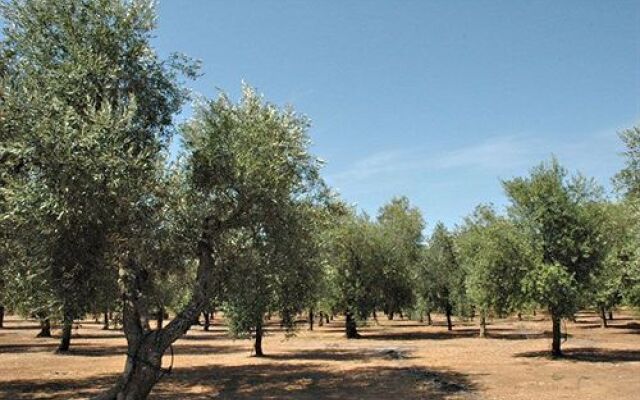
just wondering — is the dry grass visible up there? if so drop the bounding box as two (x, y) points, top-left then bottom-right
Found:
(1, 311), (639, 399)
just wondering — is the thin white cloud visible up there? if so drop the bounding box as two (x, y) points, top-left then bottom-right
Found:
(327, 126), (629, 188)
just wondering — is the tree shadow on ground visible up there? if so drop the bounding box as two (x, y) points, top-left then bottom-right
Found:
(361, 327), (563, 341)
(0, 342), (246, 357)
(0, 362), (478, 399)
(261, 348), (417, 362)
(515, 348), (640, 363)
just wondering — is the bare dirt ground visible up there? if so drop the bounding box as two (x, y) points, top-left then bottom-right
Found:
(1, 311), (639, 400)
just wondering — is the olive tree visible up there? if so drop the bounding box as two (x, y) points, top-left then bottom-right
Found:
(419, 223), (467, 331)
(457, 205), (533, 337)
(0, 0), (195, 352)
(375, 196), (424, 320)
(504, 159), (605, 356)
(182, 88), (328, 356)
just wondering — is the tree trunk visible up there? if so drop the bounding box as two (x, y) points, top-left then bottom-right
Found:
(445, 305), (453, 331)
(608, 310), (613, 320)
(479, 312), (487, 338)
(600, 306), (608, 328)
(98, 223), (218, 399)
(37, 318), (51, 337)
(345, 311), (359, 339)
(533, 309), (536, 317)
(254, 319), (264, 357)
(157, 306), (164, 330)
(387, 311), (394, 320)
(551, 313), (562, 357)
(399, 310), (404, 319)
(318, 311), (324, 327)
(57, 313), (73, 353)
(103, 310), (110, 330)
(0, 306), (4, 328)
(308, 308), (314, 331)
(426, 311), (432, 326)
(325, 313), (330, 324)
(203, 311), (211, 331)
(517, 312), (522, 321)
(94, 331), (166, 400)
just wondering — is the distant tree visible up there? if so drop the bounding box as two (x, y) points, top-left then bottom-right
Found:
(614, 126), (640, 310)
(328, 212), (380, 338)
(420, 223), (467, 331)
(457, 205), (533, 337)
(504, 159), (606, 356)
(375, 196), (424, 320)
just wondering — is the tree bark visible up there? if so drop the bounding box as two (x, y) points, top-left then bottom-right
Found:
(551, 313), (562, 357)
(608, 310), (613, 320)
(479, 311), (487, 338)
(426, 311), (432, 326)
(97, 222), (217, 399)
(0, 305), (4, 328)
(517, 312), (522, 321)
(387, 311), (394, 320)
(203, 311), (210, 331)
(254, 319), (264, 357)
(445, 305), (453, 331)
(308, 308), (314, 331)
(600, 306), (608, 328)
(37, 318), (51, 337)
(103, 310), (110, 330)
(57, 313), (73, 353)
(325, 313), (330, 324)
(95, 331), (166, 400)
(345, 311), (359, 339)
(318, 311), (324, 327)
(157, 306), (164, 330)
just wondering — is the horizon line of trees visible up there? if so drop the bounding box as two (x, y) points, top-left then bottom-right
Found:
(0, 1), (639, 399)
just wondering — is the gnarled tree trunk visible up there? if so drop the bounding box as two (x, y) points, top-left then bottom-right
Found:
(97, 226), (216, 399)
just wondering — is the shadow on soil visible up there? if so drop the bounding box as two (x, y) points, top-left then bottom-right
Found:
(0, 342), (247, 357)
(0, 363), (478, 400)
(361, 327), (563, 341)
(515, 347), (640, 363)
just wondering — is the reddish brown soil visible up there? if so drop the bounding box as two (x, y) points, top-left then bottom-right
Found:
(0, 311), (639, 399)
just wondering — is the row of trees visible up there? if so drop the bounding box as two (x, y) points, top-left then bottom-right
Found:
(1, 1), (640, 399)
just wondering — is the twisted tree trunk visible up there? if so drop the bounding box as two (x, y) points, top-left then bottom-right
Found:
(96, 225), (216, 400)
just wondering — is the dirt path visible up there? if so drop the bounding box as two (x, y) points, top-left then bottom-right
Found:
(0, 311), (638, 399)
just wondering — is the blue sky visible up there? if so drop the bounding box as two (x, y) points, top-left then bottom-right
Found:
(154, 0), (640, 229)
